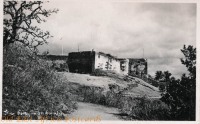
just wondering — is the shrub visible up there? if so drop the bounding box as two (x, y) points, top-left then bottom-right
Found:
(77, 85), (106, 104)
(74, 82), (171, 120)
(91, 69), (109, 76)
(161, 45), (196, 120)
(3, 44), (77, 119)
(119, 96), (171, 120)
(91, 69), (124, 82)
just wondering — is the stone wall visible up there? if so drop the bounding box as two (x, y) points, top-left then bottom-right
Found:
(128, 58), (148, 77)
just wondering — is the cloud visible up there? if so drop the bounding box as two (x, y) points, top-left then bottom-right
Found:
(38, 1), (196, 78)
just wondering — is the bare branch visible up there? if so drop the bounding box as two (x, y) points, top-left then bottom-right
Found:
(8, 1), (17, 13)
(3, 1), (58, 51)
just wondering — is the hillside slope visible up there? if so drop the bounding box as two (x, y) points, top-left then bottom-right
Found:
(59, 72), (160, 98)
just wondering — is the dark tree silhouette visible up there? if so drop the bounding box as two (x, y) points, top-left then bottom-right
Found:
(3, 1), (58, 51)
(155, 71), (163, 81)
(155, 71), (172, 92)
(181, 45), (196, 79)
(161, 45), (196, 120)
(163, 71), (172, 82)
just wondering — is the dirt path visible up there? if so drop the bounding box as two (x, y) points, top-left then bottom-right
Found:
(66, 102), (124, 121)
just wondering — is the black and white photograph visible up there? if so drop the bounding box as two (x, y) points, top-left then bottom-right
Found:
(1, 0), (198, 122)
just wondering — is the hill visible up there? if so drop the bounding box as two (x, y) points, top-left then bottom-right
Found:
(58, 72), (160, 98)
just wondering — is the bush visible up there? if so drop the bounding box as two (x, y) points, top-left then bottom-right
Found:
(91, 69), (125, 82)
(77, 85), (106, 105)
(91, 69), (109, 76)
(74, 83), (171, 120)
(3, 44), (77, 119)
(161, 45), (196, 120)
(119, 96), (171, 120)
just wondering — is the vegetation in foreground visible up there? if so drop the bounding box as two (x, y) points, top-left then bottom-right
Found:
(3, 1), (77, 119)
(145, 45), (196, 120)
(70, 83), (170, 120)
(161, 45), (196, 120)
(3, 44), (77, 119)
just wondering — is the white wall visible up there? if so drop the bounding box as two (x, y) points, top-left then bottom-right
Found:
(94, 52), (108, 69)
(111, 59), (121, 73)
(94, 52), (120, 73)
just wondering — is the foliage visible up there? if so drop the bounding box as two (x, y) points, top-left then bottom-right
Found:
(83, 45), (195, 120)
(181, 45), (196, 79)
(73, 83), (123, 107)
(3, 1), (77, 120)
(155, 71), (164, 81)
(153, 71), (172, 92)
(154, 71), (172, 82)
(146, 76), (159, 87)
(3, 1), (58, 51)
(163, 71), (172, 82)
(73, 83), (170, 120)
(119, 97), (171, 120)
(161, 45), (196, 120)
(3, 44), (77, 119)
(159, 82), (166, 92)
(91, 69), (112, 77)
(91, 69), (124, 81)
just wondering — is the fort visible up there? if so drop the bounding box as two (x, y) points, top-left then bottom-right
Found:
(39, 51), (148, 77)
(67, 51), (148, 77)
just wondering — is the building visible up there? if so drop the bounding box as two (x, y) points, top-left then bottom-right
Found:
(118, 58), (129, 75)
(68, 51), (148, 77)
(95, 52), (121, 73)
(128, 58), (148, 77)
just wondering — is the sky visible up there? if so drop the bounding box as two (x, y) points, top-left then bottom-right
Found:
(37, 1), (196, 78)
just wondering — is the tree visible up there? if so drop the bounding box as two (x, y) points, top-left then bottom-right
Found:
(160, 71), (172, 92)
(3, 1), (58, 51)
(154, 70), (172, 91)
(155, 71), (164, 81)
(163, 71), (172, 82)
(181, 45), (196, 79)
(155, 71), (172, 82)
(161, 45), (196, 120)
